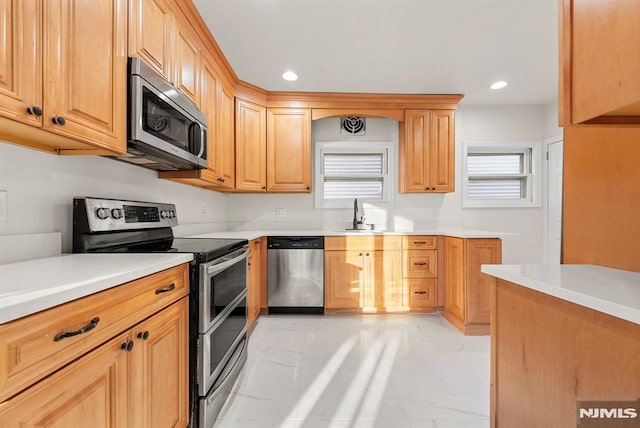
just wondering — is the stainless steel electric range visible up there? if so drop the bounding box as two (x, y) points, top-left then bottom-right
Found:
(73, 197), (248, 428)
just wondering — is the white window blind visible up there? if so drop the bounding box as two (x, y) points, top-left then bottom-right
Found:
(463, 143), (541, 208)
(323, 153), (385, 200)
(467, 153), (526, 199)
(315, 142), (393, 208)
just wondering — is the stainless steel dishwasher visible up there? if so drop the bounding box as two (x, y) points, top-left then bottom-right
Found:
(267, 236), (324, 314)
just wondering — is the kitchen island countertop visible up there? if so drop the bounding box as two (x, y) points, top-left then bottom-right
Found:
(0, 253), (193, 324)
(482, 264), (640, 325)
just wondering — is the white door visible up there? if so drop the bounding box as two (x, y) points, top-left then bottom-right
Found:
(546, 140), (563, 263)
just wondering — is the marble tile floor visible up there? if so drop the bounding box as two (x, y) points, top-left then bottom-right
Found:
(214, 314), (490, 428)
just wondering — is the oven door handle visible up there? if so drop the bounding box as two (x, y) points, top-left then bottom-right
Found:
(206, 248), (249, 276)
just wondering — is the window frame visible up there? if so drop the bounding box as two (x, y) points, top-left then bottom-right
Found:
(462, 142), (542, 208)
(314, 141), (395, 209)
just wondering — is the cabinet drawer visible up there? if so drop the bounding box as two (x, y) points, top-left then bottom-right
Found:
(325, 236), (402, 251)
(0, 263), (188, 402)
(403, 250), (437, 278)
(403, 236), (437, 250)
(406, 279), (437, 310)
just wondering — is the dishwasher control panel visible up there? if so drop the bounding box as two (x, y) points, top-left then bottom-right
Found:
(267, 236), (324, 250)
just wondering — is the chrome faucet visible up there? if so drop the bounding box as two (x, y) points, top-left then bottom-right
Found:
(353, 198), (365, 230)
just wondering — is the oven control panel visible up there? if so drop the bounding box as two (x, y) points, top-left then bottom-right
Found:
(78, 197), (178, 232)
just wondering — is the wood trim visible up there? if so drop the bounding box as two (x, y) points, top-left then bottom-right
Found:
(582, 115), (640, 125)
(234, 80), (268, 105)
(442, 309), (489, 335)
(558, 0), (572, 126)
(168, 0), (237, 91)
(266, 92), (464, 110)
(259, 237), (268, 312)
(311, 109), (405, 121)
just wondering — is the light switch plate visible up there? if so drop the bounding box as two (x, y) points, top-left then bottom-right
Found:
(0, 190), (7, 222)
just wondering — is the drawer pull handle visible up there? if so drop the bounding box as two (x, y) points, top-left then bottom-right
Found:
(155, 283), (176, 295)
(414, 291), (428, 295)
(54, 317), (100, 342)
(414, 241), (427, 245)
(414, 262), (427, 266)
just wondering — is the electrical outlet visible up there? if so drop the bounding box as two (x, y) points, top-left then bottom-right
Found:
(201, 205), (207, 217)
(276, 208), (286, 217)
(0, 190), (7, 222)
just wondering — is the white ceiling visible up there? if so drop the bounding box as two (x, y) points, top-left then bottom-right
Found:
(193, 0), (558, 106)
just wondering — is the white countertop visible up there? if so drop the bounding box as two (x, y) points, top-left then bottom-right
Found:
(0, 253), (193, 324)
(185, 229), (505, 240)
(482, 264), (640, 326)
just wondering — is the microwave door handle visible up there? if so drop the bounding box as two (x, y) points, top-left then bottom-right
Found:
(189, 122), (204, 157)
(206, 248), (249, 276)
(198, 127), (206, 158)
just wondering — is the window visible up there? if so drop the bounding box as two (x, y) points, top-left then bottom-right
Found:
(463, 142), (541, 208)
(315, 141), (393, 208)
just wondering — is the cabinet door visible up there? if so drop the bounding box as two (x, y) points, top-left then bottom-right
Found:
(43, 0), (127, 153)
(128, 0), (174, 82)
(174, 21), (200, 105)
(200, 55), (221, 178)
(444, 237), (465, 322)
(565, 1), (640, 123)
(0, 332), (130, 427)
(429, 110), (454, 192)
(324, 251), (364, 309)
(235, 98), (266, 192)
(400, 110), (430, 192)
(371, 250), (403, 310)
(0, 0), (42, 127)
(267, 108), (312, 193)
(131, 298), (189, 428)
(247, 239), (261, 330)
(217, 82), (235, 187)
(465, 239), (501, 325)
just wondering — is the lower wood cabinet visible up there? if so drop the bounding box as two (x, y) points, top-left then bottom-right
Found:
(0, 264), (189, 427)
(443, 237), (502, 335)
(324, 236), (403, 312)
(247, 237), (262, 330)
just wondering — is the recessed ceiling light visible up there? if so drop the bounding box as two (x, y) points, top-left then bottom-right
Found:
(282, 71), (298, 81)
(490, 81), (509, 90)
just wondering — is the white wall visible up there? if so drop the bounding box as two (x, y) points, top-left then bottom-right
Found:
(543, 100), (562, 140)
(0, 143), (227, 252)
(226, 106), (547, 263)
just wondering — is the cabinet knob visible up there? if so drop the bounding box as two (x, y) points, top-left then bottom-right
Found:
(121, 340), (134, 351)
(51, 116), (66, 125)
(359, 253), (363, 256)
(26, 105), (43, 116)
(137, 331), (149, 340)
(262, 186), (266, 190)
(432, 187), (436, 191)
(365, 253), (370, 257)
(306, 187), (310, 190)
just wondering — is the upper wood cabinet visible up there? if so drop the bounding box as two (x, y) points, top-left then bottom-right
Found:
(0, 0), (42, 128)
(400, 109), (454, 193)
(267, 108), (312, 193)
(174, 19), (200, 106)
(560, 0), (640, 125)
(128, 0), (175, 82)
(0, 0), (127, 155)
(235, 98), (267, 192)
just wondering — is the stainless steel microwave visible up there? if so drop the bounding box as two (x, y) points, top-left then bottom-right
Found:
(111, 58), (207, 171)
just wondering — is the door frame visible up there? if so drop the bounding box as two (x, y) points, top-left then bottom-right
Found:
(543, 135), (564, 264)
